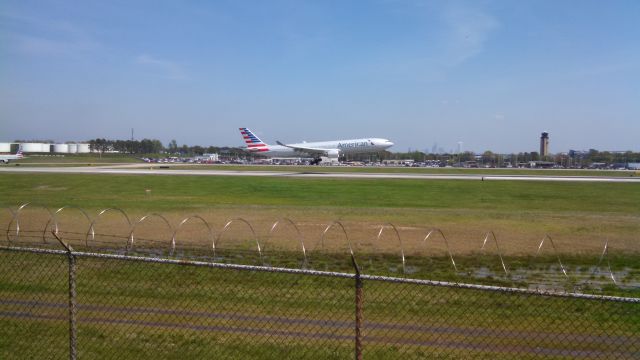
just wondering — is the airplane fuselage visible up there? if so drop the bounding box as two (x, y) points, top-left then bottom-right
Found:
(264, 138), (393, 157)
(0, 154), (23, 163)
(239, 128), (393, 162)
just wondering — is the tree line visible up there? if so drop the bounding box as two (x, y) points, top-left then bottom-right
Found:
(87, 138), (248, 156)
(377, 149), (640, 167)
(88, 139), (165, 154)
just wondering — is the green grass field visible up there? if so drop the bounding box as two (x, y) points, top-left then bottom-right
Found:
(0, 172), (638, 283)
(1, 172), (638, 358)
(1, 172), (638, 255)
(167, 164), (639, 177)
(0, 250), (637, 359)
(9, 154), (142, 164)
(1, 172), (638, 212)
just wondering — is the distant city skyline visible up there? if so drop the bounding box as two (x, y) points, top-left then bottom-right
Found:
(1, 1), (639, 153)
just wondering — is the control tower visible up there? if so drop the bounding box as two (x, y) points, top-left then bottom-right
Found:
(540, 132), (549, 157)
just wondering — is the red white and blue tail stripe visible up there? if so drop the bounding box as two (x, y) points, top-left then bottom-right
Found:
(239, 128), (269, 152)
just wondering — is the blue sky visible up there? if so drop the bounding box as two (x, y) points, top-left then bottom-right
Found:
(1, 0), (639, 153)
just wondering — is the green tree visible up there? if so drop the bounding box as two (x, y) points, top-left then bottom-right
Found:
(168, 139), (178, 154)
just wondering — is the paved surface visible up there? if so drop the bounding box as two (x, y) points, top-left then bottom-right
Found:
(1, 165), (639, 182)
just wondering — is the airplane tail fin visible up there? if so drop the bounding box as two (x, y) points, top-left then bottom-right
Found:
(16, 146), (23, 158)
(239, 128), (269, 152)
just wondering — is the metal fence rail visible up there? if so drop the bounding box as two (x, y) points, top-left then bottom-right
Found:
(1, 244), (638, 359)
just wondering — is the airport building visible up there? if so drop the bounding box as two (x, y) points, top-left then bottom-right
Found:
(0, 142), (91, 154)
(0, 143), (11, 153)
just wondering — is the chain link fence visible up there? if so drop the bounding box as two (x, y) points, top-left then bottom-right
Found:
(1, 243), (638, 359)
(2, 204), (639, 358)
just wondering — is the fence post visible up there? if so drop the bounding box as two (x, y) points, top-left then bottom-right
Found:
(53, 232), (77, 360)
(352, 255), (363, 360)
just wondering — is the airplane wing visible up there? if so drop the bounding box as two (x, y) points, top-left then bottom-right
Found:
(276, 141), (338, 157)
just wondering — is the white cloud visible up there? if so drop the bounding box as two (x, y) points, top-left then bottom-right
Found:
(135, 54), (187, 80)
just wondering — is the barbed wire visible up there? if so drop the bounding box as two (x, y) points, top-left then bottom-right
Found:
(2, 202), (633, 290)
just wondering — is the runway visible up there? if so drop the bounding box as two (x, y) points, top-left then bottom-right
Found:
(1, 164), (639, 182)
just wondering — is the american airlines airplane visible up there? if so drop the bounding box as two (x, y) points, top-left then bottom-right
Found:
(239, 128), (393, 164)
(0, 148), (24, 164)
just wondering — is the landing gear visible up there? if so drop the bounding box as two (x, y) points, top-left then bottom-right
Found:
(310, 157), (322, 165)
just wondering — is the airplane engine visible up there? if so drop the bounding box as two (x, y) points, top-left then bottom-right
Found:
(327, 149), (340, 158)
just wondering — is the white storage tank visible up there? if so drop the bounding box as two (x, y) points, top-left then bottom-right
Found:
(68, 144), (78, 153)
(21, 143), (44, 153)
(53, 144), (69, 153)
(0, 143), (11, 153)
(40, 144), (51, 153)
(77, 143), (90, 153)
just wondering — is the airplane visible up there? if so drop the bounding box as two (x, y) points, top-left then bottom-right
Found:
(0, 148), (24, 164)
(239, 128), (393, 164)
